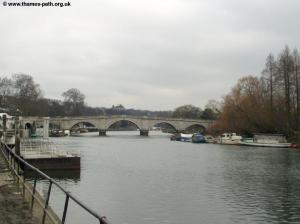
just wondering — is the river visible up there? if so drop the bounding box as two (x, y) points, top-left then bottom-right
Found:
(34, 131), (300, 224)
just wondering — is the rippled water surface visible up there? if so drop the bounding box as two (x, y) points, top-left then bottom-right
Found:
(36, 131), (300, 224)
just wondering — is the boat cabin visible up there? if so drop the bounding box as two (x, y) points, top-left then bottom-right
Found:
(253, 134), (287, 144)
(218, 133), (242, 144)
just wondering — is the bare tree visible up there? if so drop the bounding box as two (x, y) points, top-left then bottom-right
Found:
(0, 77), (13, 108)
(12, 74), (42, 100)
(293, 49), (300, 129)
(262, 53), (276, 113)
(11, 74), (43, 115)
(278, 46), (294, 130)
(62, 88), (85, 116)
(205, 99), (221, 114)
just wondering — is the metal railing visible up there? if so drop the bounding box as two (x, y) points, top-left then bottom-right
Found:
(0, 142), (110, 224)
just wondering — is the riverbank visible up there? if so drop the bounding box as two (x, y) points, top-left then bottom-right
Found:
(0, 153), (39, 224)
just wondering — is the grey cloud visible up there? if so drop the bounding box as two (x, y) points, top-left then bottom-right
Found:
(0, 0), (299, 110)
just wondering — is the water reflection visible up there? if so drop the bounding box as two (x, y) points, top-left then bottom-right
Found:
(220, 147), (300, 223)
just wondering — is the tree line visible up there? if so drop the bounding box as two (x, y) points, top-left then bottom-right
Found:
(2, 46), (298, 137)
(0, 74), (216, 119)
(209, 45), (300, 140)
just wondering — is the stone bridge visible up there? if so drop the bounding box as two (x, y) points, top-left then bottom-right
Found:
(20, 115), (213, 136)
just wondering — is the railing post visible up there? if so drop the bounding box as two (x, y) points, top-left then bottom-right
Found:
(17, 160), (20, 174)
(15, 136), (21, 156)
(10, 152), (12, 166)
(15, 117), (21, 156)
(61, 194), (70, 224)
(12, 155), (15, 180)
(3, 114), (6, 143)
(42, 180), (53, 224)
(22, 173), (25, 195)
(16, 160), (20, 185)
(31, 176), (37, 209)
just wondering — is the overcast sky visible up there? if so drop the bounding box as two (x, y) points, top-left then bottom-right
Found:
(0, 0), (299, 110)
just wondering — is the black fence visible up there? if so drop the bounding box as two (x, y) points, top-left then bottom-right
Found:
(0, 142), (110, 224)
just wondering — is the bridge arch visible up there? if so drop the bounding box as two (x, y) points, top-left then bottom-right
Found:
(184, 124), (206, 133)
(68, 121), (98, 131)
(101, 119), (145, 136)
(105, 119), (141, 131)
(151, 122), (177, 133)
(106, 119), (141, 131)
(70, 121), (98, 129)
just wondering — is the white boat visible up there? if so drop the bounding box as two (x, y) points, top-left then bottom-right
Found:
(180, 133), (193, 142)
(240, 134), (291, 148)
(240, 141), (291, 148)
(218, 133), (242, 145)
(170, 133), (193, 142)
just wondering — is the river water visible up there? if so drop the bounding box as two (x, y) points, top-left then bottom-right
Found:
(35, 131), (300, 224)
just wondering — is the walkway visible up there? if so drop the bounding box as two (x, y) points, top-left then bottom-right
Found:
(0, 153), (39, 224)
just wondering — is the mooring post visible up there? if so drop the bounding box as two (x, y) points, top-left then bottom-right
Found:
(3, 114), (7, 143)
(15, 117), (20, 156)
(15, 137), (20, 156)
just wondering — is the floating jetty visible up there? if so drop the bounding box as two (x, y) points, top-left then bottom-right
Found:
(21, 153), (80, 171)
(20, 138), (80, 171)
(0, 113), (81, 172)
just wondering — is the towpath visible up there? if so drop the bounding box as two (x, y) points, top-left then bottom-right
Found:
(0, 152), (39, 224)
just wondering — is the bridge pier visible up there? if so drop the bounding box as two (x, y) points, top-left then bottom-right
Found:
(140, 130), (149, 136)
(99, 129), (106, 136)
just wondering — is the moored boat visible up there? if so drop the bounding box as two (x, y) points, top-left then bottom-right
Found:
(170, 133), (180, 141)
(79, 128), (89, 133)
(240, 134), (291, 148)
(240, 141), (291, 148)
(49, 130), (68, 137)
(218, 133), (242, 145)
(180, 133), (193, 142)
(192, 133), (206, 143)
(170, 133), (192, 142)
